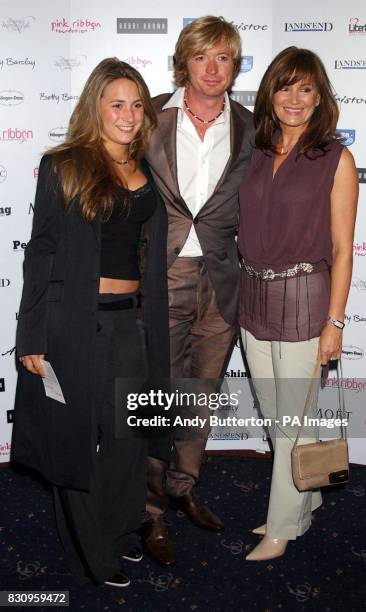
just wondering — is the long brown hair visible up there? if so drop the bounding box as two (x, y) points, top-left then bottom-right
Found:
(48, 57), (157, 221)
(254, 47), (339, 155)
(174, 16), (242, 88)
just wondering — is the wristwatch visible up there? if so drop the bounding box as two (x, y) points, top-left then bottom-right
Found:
(327, 315), (345, 330)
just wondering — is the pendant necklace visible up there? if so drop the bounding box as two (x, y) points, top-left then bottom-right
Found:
(184, 95), (225, 125)
(111, 157), (129, 165)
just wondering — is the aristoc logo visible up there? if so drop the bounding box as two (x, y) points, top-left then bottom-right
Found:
(342, 346), (364, 360)
(336, 129), (355, 146)
(0, 16), (36, 33)
(40, 92), (79, 103)
(0, 206), (11, 216)
(230, 91), (257, 107)
(336, 95), (366, 105)
(0, 279), (10, 287)
(357, 168), (366, 183)
(13, 240), (27, 251)
(0, 128), (33, 143)
(51, 18), (101, 34)
(0, 90), (24, 106)
(0, 442), (11, 457)
(232, 22), (269, 31)
(117, 18), (167, 34)
(240, 56), (253, 73)
(0, 165), (7, 182)
(349, 17), (366, 35)
(48, 127), (67, 142)
(0, 378), (4, 392)
(54, 55), (87, 70)
(352, 277), (366, 291)
(1, 346), (15, 356)
(0, 57), (35, 70)
(284, 22), (333, 32)
(334, 59), (366, 70)
(353, 242), (366, 256)
(124, 56), (152, 69)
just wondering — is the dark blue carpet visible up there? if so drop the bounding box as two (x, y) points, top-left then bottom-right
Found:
(0, 456), (365, 612)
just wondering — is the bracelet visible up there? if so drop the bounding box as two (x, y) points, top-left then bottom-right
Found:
(327, 315), (345, 330)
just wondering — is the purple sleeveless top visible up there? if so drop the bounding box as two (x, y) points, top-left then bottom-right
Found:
(238, 140), (343, 341)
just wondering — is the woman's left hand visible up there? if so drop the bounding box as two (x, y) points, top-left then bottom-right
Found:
(318, 322), (343, 365)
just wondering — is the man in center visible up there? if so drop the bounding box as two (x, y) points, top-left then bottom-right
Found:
(143, 15), (254, 565)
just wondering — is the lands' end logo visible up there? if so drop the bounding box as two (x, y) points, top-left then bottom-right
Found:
(48, 126), (67, 142)
(336, 129), (355, 146)
(117, 18), (167, 34)
(342, 346), (364, 360)
(285, 22), (333, 32)
(349, 17), (366, 35)
(334, 59), (366, 70)
(0, 90), (24, 105)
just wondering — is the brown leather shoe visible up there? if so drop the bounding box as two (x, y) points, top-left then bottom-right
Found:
(172, 492), (224, 531)
(142, 517), (176, 566)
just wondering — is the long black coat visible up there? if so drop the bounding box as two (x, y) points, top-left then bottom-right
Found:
(11, 154), (170, 490)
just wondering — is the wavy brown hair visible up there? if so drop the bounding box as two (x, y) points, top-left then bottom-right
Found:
(174, 16), (242, 88)
(48, 57), (157, 221)
(254, 47), (339, 155)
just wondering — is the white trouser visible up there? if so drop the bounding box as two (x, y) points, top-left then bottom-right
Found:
(241, 329), (322, 540)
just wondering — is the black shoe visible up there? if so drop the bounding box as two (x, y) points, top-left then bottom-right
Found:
(104, 571), (130, 588)
(122, 547), (143, 562)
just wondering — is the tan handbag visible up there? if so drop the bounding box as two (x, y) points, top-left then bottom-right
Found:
(291, 359), (349, 492)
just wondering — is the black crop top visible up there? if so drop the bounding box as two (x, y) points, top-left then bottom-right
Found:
(100, 179), (156, 280)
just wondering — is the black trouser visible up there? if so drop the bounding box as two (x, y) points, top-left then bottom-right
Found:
(53, 295), (147, 584)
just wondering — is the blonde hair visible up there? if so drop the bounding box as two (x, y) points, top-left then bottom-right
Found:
(174, 16), (242, 87)
(48, 57), (156, 221)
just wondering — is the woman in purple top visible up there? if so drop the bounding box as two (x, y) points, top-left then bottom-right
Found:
(238, 47), (358, 561)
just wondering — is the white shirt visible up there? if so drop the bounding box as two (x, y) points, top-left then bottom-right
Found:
(162, 87), (231, 257)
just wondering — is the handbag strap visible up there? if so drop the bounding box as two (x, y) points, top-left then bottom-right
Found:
(293, 358), (347, 449)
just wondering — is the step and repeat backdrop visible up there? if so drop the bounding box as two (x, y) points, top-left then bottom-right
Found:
(0, 0), (365, 463)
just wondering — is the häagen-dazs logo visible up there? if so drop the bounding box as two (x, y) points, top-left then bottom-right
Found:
(0, 90), (24, 106)
(334, 59), (366, 70)
(240, 57), (253, 73)
(0, 57), (35, 70)
(1, 16), (35, 33)
(0, 128), (33, 144)
(54, 55), (87, 70)
(0, 165), (7, 182)
(342, 346), (364, 360)
(117, 18), (167, 34)
(285, 21), (333, 32)
(230, 91), (257, 107)
(349, 17), (366, 35)
(48, 127), (67, 142)
(51, 18), (101, 34)
(336, 129), (355, 146)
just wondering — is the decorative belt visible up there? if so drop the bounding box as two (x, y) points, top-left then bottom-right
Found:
(241, 259), (314, 281)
